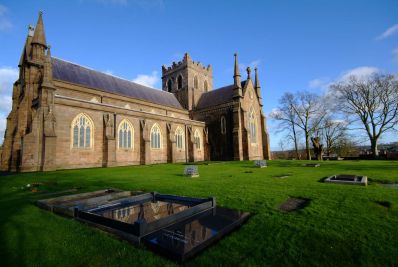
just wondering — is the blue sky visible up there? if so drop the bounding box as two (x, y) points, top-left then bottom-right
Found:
(0, 0), (397, 149)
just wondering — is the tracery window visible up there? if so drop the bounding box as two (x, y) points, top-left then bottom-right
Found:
(150, 123), (162, 149)
(220, 116), (226, 135)
(71, 113), (94, 149)
(177, 75), (183, 90)
(249, 109), (257, 143)
(175, 127), (184, 150)
(194, 130), (201, 150)
(118, 119), (133, 150)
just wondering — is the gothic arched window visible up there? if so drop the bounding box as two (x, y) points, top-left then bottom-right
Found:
(249, 109), (257, 143)
(177, 75), (183, 90)
(204, 80), (208, 92)
(150, 123), (162, 149)
(220, 116), (226, 135)
(167, 79), (173, 92)
(118, 119), (134, 150)
(194, 76), (198, 89)
(194, 130), (201, 150)
(71, 113), (94, 149)
(175, 127), (184, 150)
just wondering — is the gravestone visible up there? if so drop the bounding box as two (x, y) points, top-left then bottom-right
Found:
(254, 160), (267, 168)
(184, 165), (199, 178)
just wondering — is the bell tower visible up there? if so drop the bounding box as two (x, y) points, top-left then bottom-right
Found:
(162, 53), (213, 111)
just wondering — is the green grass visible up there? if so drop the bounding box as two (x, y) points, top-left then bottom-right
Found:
(0, 160), (397, 266)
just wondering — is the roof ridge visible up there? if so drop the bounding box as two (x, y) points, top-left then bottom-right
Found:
(52, 56), (175, 95)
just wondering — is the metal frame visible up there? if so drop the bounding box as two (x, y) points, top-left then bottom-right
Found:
(75, 192), (216, 239)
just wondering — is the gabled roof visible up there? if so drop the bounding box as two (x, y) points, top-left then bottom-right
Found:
(195, 81), (246, 110)
(51, 57), (183, 110)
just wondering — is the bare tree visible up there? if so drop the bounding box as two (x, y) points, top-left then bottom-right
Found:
(321, 117), (347, 156)
(270, 93), (301, 159)
(331, 74), (398, 157)
(290, 91), (327, 160)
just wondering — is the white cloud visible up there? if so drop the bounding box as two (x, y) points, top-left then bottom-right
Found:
(132, 71), (159, 88)
(0, 4), (12, 31)
(393, 48), (398, 63)
(0, 117), (6, 142)
(269, 108), (281, 118)
(0, 95), (12, 114)
(0, 66), (18, 143)
(340, 66), (379, 81)
(239, 59), (261, 71)
(308, 77), (331, 90)
(376, 24), (398, 40)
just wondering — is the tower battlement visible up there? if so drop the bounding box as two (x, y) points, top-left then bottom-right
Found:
(162, 53), (212, 76)
(161, 53), (213, 110)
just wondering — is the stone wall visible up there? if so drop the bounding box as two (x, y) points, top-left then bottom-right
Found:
(51, 83), (206, 170)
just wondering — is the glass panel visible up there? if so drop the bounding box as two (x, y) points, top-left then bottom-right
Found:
(86, 127), (91, 148)
(123, 131), (127, 148)
(79, 126), (84, 147)
(128, 131), (132, 148)
(73, 126), (78, 147)
(119, 130), (123, 148)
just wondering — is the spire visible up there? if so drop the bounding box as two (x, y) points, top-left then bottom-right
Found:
(233, 53), (241, 87)
(254, 67), (260, 89)
(41, 45), (55, 89)
(246, 67), (251, 80)
(31, 11), (47, 47)
(183, 52), (192, 63)
(254, 67), (263, 105)
(19, 25), (34, 67)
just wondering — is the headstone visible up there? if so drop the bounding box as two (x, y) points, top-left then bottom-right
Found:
(254, 160), (267, 168)
(184, 165), (199, 177)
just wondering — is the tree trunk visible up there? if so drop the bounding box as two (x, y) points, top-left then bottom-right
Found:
(371, 138), (379, 158)
(292, 125), (300, 159)
(305, 133), (311, 160)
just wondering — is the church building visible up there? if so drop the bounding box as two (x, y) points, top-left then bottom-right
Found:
(1, 13), (271, 172)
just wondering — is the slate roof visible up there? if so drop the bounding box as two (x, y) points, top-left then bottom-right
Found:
(52, 57), (183, 109)
(196, 81), (246, 110)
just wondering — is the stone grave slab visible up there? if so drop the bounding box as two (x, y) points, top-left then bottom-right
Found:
(254, 160), (267, 168)
(36, 189), (136, 217)
(37, 190), (250, 262)
(184, 165), (199, 177)
(303, 163), (320, 167)
(325, 174), (367, 186)
(380, 184), (398, 189)
(143, 207), (250, 262)
(279, 198), (310, 212)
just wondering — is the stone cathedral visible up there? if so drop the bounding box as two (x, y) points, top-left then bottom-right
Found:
(1, 13), (271, 172)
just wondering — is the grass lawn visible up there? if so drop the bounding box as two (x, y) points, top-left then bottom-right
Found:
(0, 160), (397, 266)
